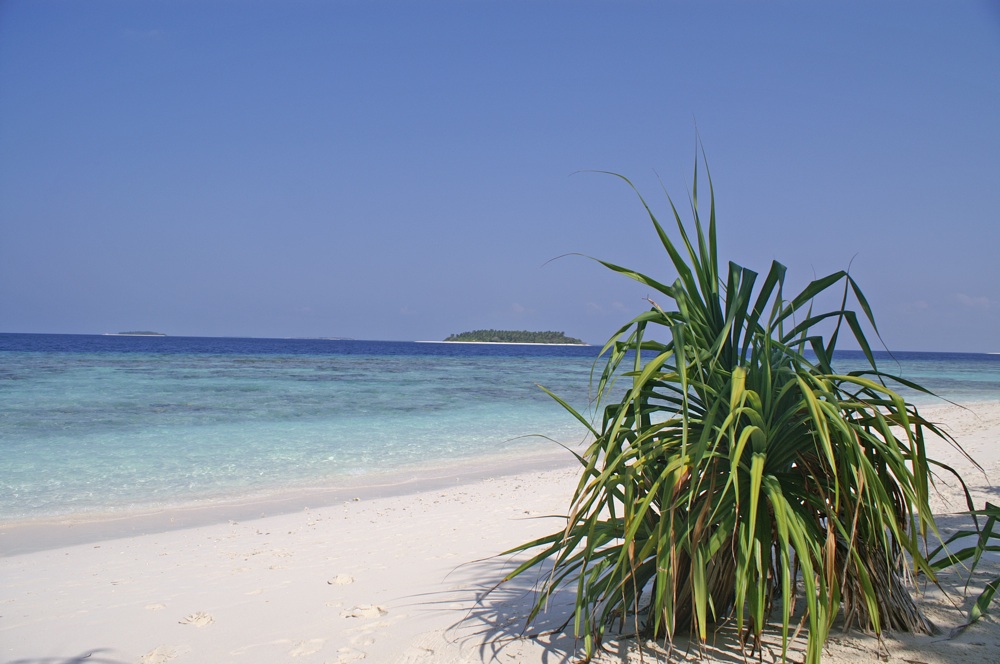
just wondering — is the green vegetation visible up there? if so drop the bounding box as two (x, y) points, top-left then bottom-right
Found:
(444, 330), (585, 344)
(502, 163), (971, 662)
(931, 502), (1000, 628)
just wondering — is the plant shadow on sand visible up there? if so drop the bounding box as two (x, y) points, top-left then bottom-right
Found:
(5, 650), (129, 664)
(402, 548), (1000, 664)
(422, 555), (817, 663)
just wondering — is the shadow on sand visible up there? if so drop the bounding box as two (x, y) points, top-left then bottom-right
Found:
(5, 650), (129, 664)
(404, 554), (812, 663)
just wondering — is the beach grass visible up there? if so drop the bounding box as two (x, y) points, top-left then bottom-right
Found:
(501, 160), (974, 663)
(931, 501), (1000, 627)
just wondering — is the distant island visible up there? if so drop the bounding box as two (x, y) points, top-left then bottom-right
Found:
(108, 331), (167, 336)
(443, 330), (586, 345)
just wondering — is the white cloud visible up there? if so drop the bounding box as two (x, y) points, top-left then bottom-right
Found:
(511, 303), (527, 315)
(956, 293), (991, 310)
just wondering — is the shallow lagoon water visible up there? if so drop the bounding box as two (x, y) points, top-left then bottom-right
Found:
(0, 335), (599, 520)
(1, 334), (997, 521)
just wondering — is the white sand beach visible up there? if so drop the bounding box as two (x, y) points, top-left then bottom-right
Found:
(2, 402), (1000, 664)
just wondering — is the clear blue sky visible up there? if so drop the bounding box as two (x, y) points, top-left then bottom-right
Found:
(2, 1), (998, 351)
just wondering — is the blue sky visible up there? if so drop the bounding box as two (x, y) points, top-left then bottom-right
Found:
(1, 1), (998, 351)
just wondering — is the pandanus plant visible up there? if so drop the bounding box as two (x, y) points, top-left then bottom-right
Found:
(505, 163), (971, 663)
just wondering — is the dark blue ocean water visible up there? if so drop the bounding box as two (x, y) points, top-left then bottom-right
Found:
(1, 333), (997, 521)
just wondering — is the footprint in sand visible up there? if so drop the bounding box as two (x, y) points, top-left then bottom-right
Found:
(337, 647), (367, 662)
(394, 631), (445, 663)
(139, 646), (176, 664)
(340, 605), (387, 619)
(289, 638), (325, 657)
(397, 646), (436, 662)
(178, 611), (214, 627)
(327, 574), (355, 585)
(350, 635), (376, 647)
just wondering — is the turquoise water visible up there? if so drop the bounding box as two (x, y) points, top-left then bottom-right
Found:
(0, 335), (598, 520)
(1, 334), (998, 522)
(830, 350), (1000, 404)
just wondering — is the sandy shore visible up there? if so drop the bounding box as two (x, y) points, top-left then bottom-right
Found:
(2, 402), (1000, 663)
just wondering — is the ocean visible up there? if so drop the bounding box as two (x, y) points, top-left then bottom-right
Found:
(1, 333), (998, 523)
